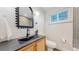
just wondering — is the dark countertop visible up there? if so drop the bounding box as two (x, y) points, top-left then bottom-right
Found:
(0, 35), (45, 51)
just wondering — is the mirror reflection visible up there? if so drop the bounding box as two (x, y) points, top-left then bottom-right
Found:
(15, 7), (33, 28)
(19, 7), (33, 27)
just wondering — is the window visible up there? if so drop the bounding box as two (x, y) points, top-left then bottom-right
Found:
(51, 14), (57, 22)
(59, 10), (68, 21)
(50, 10), (69, 24)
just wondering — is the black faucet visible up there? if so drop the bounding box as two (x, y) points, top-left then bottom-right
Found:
(26, 28), (30, 39)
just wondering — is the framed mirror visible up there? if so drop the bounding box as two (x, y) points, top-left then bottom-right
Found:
(15, 7), (34, 28)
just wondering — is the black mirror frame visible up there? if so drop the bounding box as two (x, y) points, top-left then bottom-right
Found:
(15, 7), (34, 28)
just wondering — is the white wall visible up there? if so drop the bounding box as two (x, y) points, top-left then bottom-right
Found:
(32, 7), (45, 35)
(0, 7), (45, 41)
(45, 7), (73, 50)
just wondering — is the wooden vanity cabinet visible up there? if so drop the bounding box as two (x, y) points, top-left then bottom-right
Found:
(19, 42), (36, 51)
(18, 37), (46, 51)
(36, 38), (45, 51)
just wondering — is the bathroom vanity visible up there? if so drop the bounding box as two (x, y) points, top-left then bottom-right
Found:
(0, 36), (46, 51)
(18, 36), (45, 51)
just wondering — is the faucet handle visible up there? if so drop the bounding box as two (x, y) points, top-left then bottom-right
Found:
(26, 28), (30, 38)
(35, 30), (38, 36)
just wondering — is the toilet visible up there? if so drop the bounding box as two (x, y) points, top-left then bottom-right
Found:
(46, 39), (57, 51)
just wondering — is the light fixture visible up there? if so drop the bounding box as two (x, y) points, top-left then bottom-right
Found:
(35, 11), (40, 16)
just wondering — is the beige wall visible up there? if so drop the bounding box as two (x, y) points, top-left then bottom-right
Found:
(45, 7), (73, 50)
(73, 8), (79, 49)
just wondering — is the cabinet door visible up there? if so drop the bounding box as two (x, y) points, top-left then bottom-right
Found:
(19, 42), (36, 51)
(36, 38), (45, 51)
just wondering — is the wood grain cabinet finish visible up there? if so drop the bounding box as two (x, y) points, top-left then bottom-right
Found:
(19, 42), (36, 51)
(36, 38), (45, 51)
(18, 37), (46, 51)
